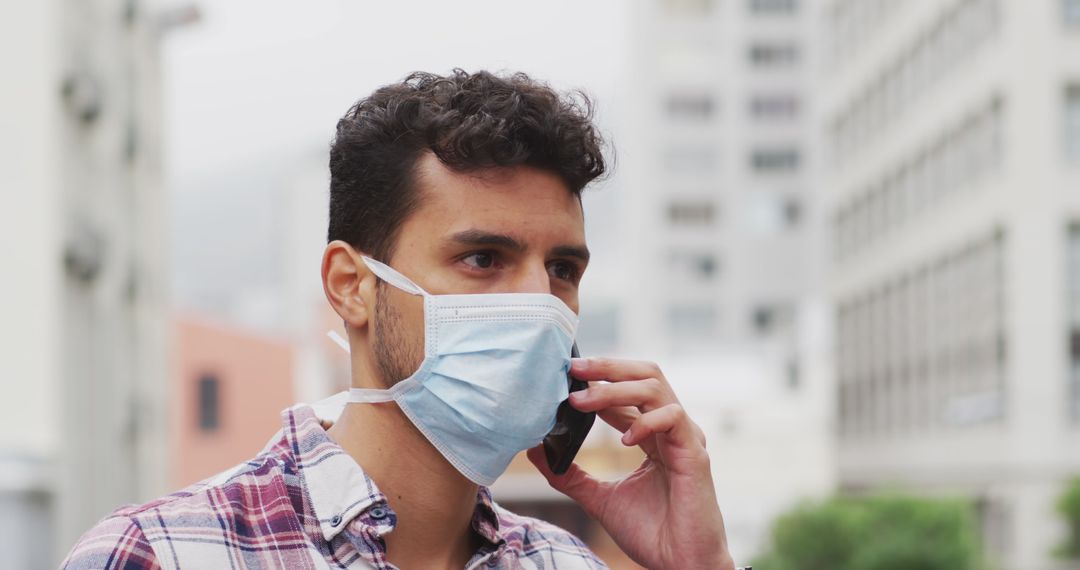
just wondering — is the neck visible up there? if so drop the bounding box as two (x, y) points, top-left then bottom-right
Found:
(327, 399), (482, 568)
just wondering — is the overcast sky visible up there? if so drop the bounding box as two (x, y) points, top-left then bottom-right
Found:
(164, 0), (629, 177)
(163, 1), (631, 327)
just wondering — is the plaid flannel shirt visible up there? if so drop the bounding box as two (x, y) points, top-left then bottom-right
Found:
(61, 402), (607, 569)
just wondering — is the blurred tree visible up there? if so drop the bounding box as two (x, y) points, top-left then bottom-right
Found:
(753, 494), (983, 570)
(1056, 477), (1080, 559)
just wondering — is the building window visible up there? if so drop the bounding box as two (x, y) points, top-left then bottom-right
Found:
(1070, 329), (1080, 420)
(670, 250), (720, 281)
(838, 230), (1006, 436)
(666, 91), (715, 121)
(747, 42), (800, 68)
(668, 305), (718, 338)
(751, 148), (800, 174)
(838, 95), (1003, 258)
(749, 0), (797, 15)
(197, 374), (221, 432)
(745, 193), (801, 233)
(667, 200), (717, 226)
(664, 145), (718, 172)
(1066, 0), (1080, 25)
(1068, 225), (1080, 418)
(830, 0), (1001, 162)
(786, 357), (800, 389)
(750, 94), (800, 120)
(783, 198), (802, 228)
(1067, 85), (1080, 160)
(664, 0), (715, 16)
(750, 303), (793, 336)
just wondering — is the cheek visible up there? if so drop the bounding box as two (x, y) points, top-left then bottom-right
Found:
(399, 295), (427, 346)
(376, 286), (426, 342)
(558, 294), (580, 316)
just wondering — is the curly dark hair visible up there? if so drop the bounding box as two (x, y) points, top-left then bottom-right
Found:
(327, 69), (607, 262)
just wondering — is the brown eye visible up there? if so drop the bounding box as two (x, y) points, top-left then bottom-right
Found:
(463, 252), (495, 269)
(549, 261), (578, 282)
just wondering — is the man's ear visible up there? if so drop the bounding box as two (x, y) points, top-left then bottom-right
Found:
(322, 240), (377, 330)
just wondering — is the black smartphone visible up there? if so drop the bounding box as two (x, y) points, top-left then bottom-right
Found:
(543, 343), (596, 475)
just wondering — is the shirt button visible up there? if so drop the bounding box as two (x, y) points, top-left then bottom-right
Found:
(369, 506), (389, 520)
(330, 514), (342, 527)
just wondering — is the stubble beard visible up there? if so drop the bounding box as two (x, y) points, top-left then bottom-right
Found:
(371, 280), (424, 388)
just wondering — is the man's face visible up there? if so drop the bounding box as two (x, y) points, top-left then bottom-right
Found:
(370, 152), (589, 386)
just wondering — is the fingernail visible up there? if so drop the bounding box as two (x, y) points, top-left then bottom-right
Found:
(569, 390), (586, 401)
(571, 358), (588, 370)
(621, 431), (632, 445)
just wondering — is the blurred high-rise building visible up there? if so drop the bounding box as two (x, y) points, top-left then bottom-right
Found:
(607, 0), (833, 560)
(619, 0), (822, 358)
(824, 0), (1080, 567)
(0, 1), (191, 566)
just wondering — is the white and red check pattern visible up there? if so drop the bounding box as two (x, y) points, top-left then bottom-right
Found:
(61, 402), (608, 569)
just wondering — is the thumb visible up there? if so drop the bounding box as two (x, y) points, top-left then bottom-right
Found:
(526, 446), (609, 517)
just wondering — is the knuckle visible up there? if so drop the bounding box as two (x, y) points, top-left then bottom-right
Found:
(586, 383), (610, 400)
(642, 377), (664, 397)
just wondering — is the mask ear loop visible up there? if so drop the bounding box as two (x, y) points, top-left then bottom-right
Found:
(327, 330), (350, 353)
(326, 256), (431, 355)
(360, 256), (430, 297)
(324, 330), (406, 403)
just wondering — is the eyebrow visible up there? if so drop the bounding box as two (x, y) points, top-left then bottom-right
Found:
(552, 244), (591, 264)
(448, 229), (590, 263)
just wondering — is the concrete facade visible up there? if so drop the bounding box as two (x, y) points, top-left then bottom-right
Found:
(0, 0), (173, 565)
(619, 0), (823, 359)
(823, 0), (1080, 567)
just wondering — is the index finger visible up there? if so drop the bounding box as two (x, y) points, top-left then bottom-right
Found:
(570, 357), (665, 382)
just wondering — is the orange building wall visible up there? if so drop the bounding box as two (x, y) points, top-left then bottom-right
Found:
(171, 314), (296, 488)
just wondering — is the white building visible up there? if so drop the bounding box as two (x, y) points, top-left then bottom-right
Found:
(664, 302), (834, 560)
(593, 0), (834, 560)
(823, 0), (1080, 567)
(618, 0), (822, 360)
(0, 1), (183, 565)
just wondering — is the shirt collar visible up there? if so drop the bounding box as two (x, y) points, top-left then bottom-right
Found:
(281, 403), (387, 542)
(279, 399), (504, 547)
(472, 485), (503, 545)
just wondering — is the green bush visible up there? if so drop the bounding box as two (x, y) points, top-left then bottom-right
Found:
(753, 494), (983, 570)
(1056, 477), (1080, 559)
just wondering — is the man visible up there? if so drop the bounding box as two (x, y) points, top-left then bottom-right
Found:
(63, 70), (739, 569)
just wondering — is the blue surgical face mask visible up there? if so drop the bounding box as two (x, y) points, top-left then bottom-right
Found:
(327, 256), (578, 486)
